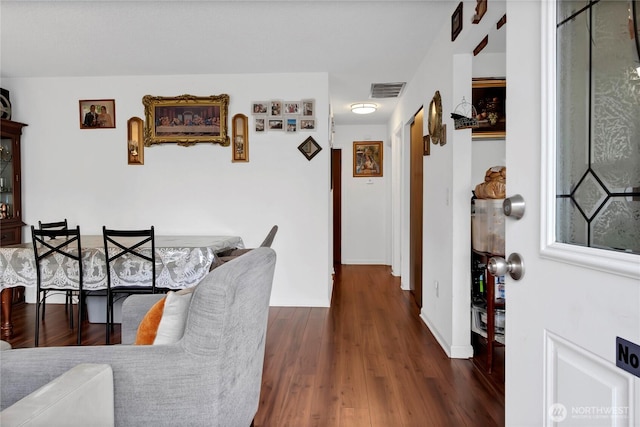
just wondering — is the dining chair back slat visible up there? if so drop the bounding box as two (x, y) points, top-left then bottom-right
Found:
(31, 225), (84, 346)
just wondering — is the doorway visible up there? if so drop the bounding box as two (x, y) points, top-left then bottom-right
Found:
(409, 108), (424, 308)
(332, 149), (342, 266)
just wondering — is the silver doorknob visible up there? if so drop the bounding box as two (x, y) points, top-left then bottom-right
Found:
(488, 253), (525, 280)
(503, 194), (525, 219)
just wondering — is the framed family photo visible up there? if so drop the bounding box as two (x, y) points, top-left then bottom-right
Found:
(142, 94), (229, 146)
(79, 99), (115, 129)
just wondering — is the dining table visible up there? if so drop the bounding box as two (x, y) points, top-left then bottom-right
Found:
(0, 234), (244, 337)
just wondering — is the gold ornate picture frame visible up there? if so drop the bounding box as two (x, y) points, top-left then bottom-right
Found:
(353, 141), (383, 177)
(142, 94), (230, 146)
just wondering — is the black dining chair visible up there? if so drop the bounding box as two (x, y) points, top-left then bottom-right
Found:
(212, 225), (278, 268)
(31, 225), (84, 346)
(103, 225), (160, 344)
(37, 219), (75, 325)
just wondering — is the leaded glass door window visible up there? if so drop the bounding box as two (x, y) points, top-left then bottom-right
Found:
(556, 0), (640, 254)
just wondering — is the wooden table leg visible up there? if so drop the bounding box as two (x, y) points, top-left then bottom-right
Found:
(1, 288), (14, 338)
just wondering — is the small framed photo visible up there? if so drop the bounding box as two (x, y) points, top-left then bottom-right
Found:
(251, 101), (268, 115)
(269, 100), (282, 117)
(300, 118), (316, 131)
(353, 141), (383, 177)
(255, 117), (265, 132)
(79, 99), (115, 129)
(283, 101), (301, 115)
(301, 99), (315, 117)
(285, 117), (297, 132)
(268, 118), (284, 130)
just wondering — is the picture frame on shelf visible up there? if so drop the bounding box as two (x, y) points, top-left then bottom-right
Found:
(451, 2), (463, 42)
(79, 99), (115, 129)
(353, 141), (383, 177)
(142, 94), (229, 146)
(472, 78), (506, 140)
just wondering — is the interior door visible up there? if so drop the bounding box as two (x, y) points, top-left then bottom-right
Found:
(506, 2), (640, 426)
(409, 108), (424, 308)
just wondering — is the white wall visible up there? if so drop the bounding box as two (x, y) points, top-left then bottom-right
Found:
(333, 124), (389, 265)
(3, 72), (332, 307)
(389, 0), (507, 358)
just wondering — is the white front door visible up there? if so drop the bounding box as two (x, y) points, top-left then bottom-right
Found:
(506, 1), (640, 426)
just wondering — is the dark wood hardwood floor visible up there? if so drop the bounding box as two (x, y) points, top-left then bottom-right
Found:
(3, 264), (504, 427)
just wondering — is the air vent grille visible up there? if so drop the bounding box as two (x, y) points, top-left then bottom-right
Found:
(370, 82), (406, 99)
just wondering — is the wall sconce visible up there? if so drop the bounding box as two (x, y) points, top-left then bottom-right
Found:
(127, 117), (144, 165)
(350, 103), (377, 115)
(232, 113), (249, 162)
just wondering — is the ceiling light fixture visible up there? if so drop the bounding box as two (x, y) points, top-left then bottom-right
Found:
(350, 103), (377, 115)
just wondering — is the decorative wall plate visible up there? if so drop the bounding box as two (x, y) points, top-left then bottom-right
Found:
(428, 90), (443, 145)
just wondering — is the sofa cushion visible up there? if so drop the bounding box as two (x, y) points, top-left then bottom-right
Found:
(153, 288), (195, 345)
(134, 297), (166, 345)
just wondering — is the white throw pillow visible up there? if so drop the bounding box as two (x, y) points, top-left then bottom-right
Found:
(153, 289), (194, 345)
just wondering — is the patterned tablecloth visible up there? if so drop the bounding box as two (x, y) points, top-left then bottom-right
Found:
(0, 235), (244, 291)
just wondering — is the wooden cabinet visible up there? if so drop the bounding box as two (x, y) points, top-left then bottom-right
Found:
(0, 119), (27, 246)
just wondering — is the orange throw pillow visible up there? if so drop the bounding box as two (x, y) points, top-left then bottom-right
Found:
(135, 297), (167, 345)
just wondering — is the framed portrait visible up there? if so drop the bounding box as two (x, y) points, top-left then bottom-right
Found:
(472, 78), (506, 139)
(251, 101), (268, 115)
(283, 101), (300, 115)
(353, 141), (383, 177)
(268, 118), (284, 130)
(79, 99), (115, 129)
(285, 117), (297, 133)
(142, 94), (229, 146)
(300, 118), (316, 131)
(255, 117), (265, 132)
(301, 99), (315, 117)
(269, 100), (283, 117)
(451, 2), (463, 42)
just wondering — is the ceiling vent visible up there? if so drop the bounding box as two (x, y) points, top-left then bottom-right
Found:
(369, 82), (406, 99)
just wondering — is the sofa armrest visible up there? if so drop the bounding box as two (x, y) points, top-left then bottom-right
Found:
(120, 294), (165, 345)
(1, 363), (114, 427)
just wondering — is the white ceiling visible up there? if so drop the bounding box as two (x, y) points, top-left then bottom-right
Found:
(0, 0), (459, 125)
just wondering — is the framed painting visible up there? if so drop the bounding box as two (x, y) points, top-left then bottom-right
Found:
(269, 100), (282, 117)
(79, 99), (115, 129)
(285, 117), (297, 133)
(268, 118), (284, 130)
(255, 117), (265, 132)
(283, 101), (300, 115)
(353, 141), (383, 177)
(142, 94), (229, 146)
(472, 78), (506, 139)
(451, 2), (463, 42)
